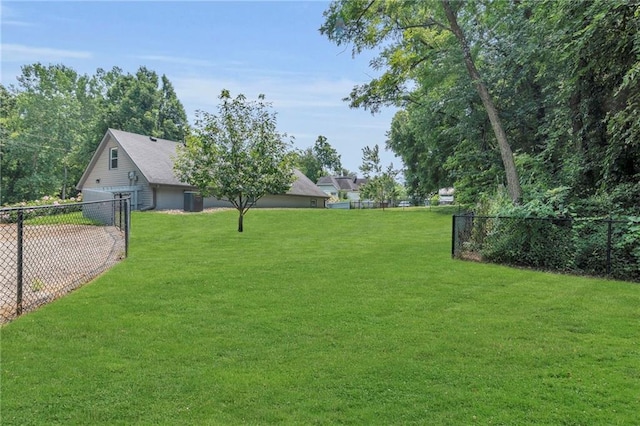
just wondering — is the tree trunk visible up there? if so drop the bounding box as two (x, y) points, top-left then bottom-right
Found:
(238, 211), (244, 232)
(441, 0), (522, 203)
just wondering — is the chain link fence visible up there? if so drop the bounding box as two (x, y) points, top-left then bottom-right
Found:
(0, 198), (130, 323)
(452, 214), (640, 282)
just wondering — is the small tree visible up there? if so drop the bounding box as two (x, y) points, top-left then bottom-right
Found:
(174, 90), (295, 232)
(359, 145), (400, 209)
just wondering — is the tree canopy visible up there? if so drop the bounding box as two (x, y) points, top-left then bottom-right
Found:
(321, 0), (521, 202)
(294, 135), (343, 183)
(359, 144), (400, 207)
(174, 90), (295, 232)
(0, 64), (188, 205)
(321, 0), (640, 215)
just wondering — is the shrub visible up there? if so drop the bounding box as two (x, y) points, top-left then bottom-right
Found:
(611, 217), (640, 281)
(0, 195), (83, 224)
(482, 216), (575, 270)
(479, 187), (575, 271)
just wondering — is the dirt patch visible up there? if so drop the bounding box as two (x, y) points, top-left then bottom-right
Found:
(0, 224), (125, 323)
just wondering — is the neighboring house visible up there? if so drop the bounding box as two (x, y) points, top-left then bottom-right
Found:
(316, 176), (368, 201)
(438, 187), (455, 205)
(77, 129), (330, 210)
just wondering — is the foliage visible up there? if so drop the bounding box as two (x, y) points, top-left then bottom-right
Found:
(321, 0), (522, 202)
(293, 146), (323, 183)
(174, 90), (295, 232)
(463, 186), (639, 281)
(1, 64), (188, 206)
(293, 135), (342, 183)
(475, 187), (574, 270)
(481, 216), (575, 271)
(0, 194), (83, 224)
(1, 64), (102, 203)
(313, 135), (342, 176)
(100, 66), (188, 142)
(358, 144), (400, 207)
(321, 0), (639, 215)
(573, 216), (640, 282)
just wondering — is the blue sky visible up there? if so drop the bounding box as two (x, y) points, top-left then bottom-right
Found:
(1, 0), (400, 175)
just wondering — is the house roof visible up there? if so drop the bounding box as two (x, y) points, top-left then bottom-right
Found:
(316, 175), (367, 191)
(77, 129), (329, 198)
(289, 169), (330, 198)
(113, 129), (184, 186)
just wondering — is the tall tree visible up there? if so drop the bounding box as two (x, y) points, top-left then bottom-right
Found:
(101, 66), (187, 141)
(1, 64), (101, 202)
(321, 0), (522, 202)
(0, 85), (17, 205)
(294, 147), (323, 183)
(313, 135), (343, 175)
(158, 75), (188, 142)
(1, 64), (189, 204)
(174, 90), (295, 232)
(294, 135), (343, 183)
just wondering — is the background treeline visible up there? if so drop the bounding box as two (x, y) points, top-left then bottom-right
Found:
(380, 0), (639, 217)
(0, 64), (188, 205)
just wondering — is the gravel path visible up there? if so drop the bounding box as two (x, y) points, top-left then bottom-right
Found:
(0, 224), (125, 323)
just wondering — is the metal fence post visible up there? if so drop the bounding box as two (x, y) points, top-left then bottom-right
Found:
(606, 218), (613, 276)
(451, 214), (456, 258)
(125, 198), (130, 258)
(16, 209), (23, 316)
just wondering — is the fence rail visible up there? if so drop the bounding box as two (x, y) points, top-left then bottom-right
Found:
(0, 198), (130, 323)
(452, 214), (640, 282)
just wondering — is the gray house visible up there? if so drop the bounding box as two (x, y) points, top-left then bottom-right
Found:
(76, 129), (329, 210)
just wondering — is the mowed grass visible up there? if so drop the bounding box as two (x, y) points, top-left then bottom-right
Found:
(1, 208), (638, 425)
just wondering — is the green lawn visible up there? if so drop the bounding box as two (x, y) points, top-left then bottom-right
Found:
(1, 208), (638, 425)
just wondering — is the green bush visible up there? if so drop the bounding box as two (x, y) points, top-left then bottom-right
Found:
(482, 216), (575, 270)
(0, 195), (83, 224)
(466, 187), (639, 281)
(479, 187), (575, 271)
(573, 219), (609, 275)
(611, 217), (640, 281)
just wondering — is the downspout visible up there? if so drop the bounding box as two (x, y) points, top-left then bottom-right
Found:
(140, 187), (157, 211)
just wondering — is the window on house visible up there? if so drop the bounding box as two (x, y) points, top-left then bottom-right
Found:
(311, 199), (317, 207)
(110, 147), (118, 169)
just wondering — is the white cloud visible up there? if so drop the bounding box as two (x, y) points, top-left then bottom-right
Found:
(1, 44), (92, 63)
(173, 74), (359, 115)
(135, 55), (217, 68)
(0, 3), (33, 27)
(2, 20), (33, 27)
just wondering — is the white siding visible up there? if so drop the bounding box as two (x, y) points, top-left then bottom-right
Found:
(317, 184), (338, 197)
(346, 191), (361, 201)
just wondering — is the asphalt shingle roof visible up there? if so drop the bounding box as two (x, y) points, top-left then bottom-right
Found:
(79, 129), (328, 198)
(110, 129), (184, 186)
(316, 175), (367, 191)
